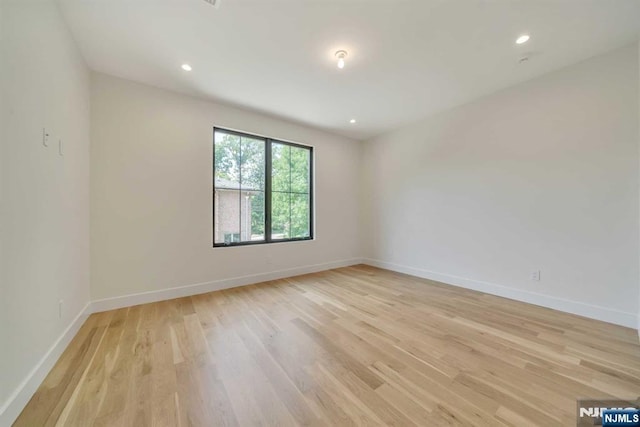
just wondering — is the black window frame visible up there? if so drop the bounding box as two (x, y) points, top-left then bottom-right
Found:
(213, 127), (314, 247)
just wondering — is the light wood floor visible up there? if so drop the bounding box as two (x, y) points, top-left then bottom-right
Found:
(15, 265), (640, 426)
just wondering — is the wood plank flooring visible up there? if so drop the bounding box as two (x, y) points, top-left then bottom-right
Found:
(14, 265), (640, 426)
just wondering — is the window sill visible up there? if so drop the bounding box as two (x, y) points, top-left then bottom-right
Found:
(213, 237), (313, 248)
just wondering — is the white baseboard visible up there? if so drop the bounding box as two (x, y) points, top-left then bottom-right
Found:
(363, 258), (637, 329)
(0, 302), (92, 427)
(91, 258), (364, 313)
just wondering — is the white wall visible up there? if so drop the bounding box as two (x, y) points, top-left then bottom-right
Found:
(90, 73), (362, 303)
(362, 45), (639, 328)
(0, 0), (91, 423)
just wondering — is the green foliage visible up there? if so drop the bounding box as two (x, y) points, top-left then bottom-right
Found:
(214, 133), (264, 190)
(214, 131), (310, 240)
(271, 143), (310, 238)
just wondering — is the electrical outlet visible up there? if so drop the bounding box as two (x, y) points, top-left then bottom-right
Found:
(530, 270), (541, 281)
(58, 300), (63, 318)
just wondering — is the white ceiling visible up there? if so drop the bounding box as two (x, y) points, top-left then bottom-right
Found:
(59, 0), (640, 140)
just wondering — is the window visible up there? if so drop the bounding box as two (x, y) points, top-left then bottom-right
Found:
(224, 233), (241, 244)
(213, 128), (313, 247)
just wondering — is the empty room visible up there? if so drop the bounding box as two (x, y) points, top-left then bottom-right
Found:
(2, 0), (640, 426)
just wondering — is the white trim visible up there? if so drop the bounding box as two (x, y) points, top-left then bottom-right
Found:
(363, 258), (637, 328)
(91, 258), (364, 313)
(0, 302), (92, 427)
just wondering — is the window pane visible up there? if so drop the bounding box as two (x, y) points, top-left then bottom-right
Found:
(214, 132), (240, 189)
(241, 191), (265, 241)
(214, 130), (266, 244)
(271, 143), (290, 192)
(240, 136), (265, 191)
(214, 188), (240, 244)
(271, 192), (290, 239)
(291, 193), (310, 238)
(290, 146), (310, 194)
(271, 142), (311, 241)
(239, 136), (265, 242)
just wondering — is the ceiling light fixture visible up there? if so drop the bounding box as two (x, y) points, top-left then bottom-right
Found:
(335, 50), (348, 69)
(350, 119), (356, 124)
(516, 34), (530, 45)
(181, 63), (192, 71)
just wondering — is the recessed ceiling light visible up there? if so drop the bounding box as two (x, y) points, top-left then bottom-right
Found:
(181, 64), (192, 71)
(516, 34), (530, 45)
(335, 50), (348, 69)
(350, 119), (356, 124)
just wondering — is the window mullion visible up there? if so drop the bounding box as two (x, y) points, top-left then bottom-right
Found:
(239, 136), (242, 242)
(288, 145), (292, 239)
(265, 139), (272, 243)
(309, 146), (314, 240)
